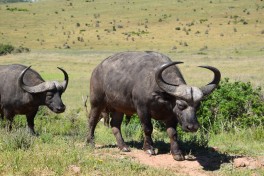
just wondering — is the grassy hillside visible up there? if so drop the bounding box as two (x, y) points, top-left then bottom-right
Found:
(0, 0), (264, 55)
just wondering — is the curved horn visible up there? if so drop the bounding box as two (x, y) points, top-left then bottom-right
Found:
(199, 66), (221, 96)
(18, 66), (56, 94)
(155, 61), (184, 94)
(57, 67), (69, 92)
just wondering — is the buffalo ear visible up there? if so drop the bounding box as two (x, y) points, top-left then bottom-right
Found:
(152, 91), (172, 104)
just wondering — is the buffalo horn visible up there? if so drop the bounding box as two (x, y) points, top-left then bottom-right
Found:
(18, 66), (55, 93)
(57, 67), (69, 92)
(18, 66), (67, 94)
(199, 66), (221, 96)
(155, 61), (183, 94)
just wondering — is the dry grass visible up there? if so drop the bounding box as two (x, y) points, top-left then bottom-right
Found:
(0, 0), (263, 55)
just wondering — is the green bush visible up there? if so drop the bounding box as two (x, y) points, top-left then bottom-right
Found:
(0, 43), (14, 55)
(197, 78), (264, 133)
(124, 78), (264, 139)
(0, 44), (30, 56)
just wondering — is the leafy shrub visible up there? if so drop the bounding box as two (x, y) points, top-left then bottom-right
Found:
(0, 44), (30, 56)
(124, 78), (264, 137)
(6, 7), (28, 12)
(197, 78), (264, 133)
(0, 43), (14, 55)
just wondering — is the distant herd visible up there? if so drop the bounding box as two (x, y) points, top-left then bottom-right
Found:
(0, 51), (221, 161)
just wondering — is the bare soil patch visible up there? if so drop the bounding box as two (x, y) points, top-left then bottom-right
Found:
(96, 145), (264, 176)
(125, 149), (264, 176)
(124, 149), (210, 176)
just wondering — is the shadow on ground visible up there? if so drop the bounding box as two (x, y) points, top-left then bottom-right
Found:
(98, 140), (235, 171)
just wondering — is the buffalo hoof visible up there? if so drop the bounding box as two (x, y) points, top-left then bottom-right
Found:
(145, 149), (155, 155)
(173, 154), (185, 161)
(121, 146), (130, 152)
(32, 132), (39, 137)
(86, 143), (95, 148)
(86, 139), (95, 148)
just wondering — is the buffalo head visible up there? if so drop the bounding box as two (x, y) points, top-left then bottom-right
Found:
(18, 66), (69, 113)
(155, 62), (221, 132)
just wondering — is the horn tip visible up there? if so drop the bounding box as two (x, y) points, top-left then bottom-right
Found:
(198, 65), (207, 68)
(23, 65), (32, 72)
(175, 61), (184, 64)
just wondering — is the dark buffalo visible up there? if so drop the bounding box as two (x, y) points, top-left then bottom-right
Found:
(0, 64), (69, 134)
(87, 51), (220, 161)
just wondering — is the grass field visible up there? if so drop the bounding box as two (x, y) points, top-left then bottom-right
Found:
(0, 0), (264, 54)
(0, 0), (264, 175)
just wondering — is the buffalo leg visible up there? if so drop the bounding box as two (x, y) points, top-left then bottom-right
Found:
(138, 111), (155, 155)
(165, 121), (184, 161)
(26, 110), (38, 135)
(87, 106), (102, 147)
(3, 109), (14, 131)
(0, 110), (4, 119)
(110, 111), (130, 152)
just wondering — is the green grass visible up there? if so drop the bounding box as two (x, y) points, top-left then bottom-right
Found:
(0, 111), (178, 176)
(0, 131), (175, 175)
(208, 126), (264, 156)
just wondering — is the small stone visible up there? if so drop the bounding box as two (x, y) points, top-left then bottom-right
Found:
(68, 165), (81, 175)
(234, 158), (250, 168)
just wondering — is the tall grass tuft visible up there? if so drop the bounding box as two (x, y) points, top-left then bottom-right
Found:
(0, 129), (35, 151)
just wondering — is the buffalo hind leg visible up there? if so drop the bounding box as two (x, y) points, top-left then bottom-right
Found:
(26, 110), (38, 135)
(87, 106), (102, 147)
(111, 111), (130, 152)
(166, 120), (184, 161)
(138, 110), (155, 155)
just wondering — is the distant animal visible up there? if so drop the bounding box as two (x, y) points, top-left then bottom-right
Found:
(0, 64), (69, 134)
(87, 51), (221, 161)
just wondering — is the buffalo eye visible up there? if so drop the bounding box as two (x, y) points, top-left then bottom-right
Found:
(176, 100), (187, 110)
(46, 92), (54, 99)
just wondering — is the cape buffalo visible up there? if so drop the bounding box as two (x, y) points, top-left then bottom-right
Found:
(0, 64), (69, 134)
(87, 51), (220, 161)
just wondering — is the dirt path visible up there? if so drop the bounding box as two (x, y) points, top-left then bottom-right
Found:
(124, 149), (210, 176)
(97, 145), (264, 176)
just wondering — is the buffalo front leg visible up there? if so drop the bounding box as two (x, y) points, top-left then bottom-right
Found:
(3, 109), (14, 132)
(166, 121), (184, 161)
(110, 112), (130, 152)
(26, 110), (38, 135)
(138, 111), (155, 155)
(87, 106), (102, 147)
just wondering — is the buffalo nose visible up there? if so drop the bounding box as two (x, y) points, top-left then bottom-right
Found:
(187, 124), (199, 132)
(57, 105), (66, 112)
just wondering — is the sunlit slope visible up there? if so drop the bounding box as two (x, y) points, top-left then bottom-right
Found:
(0, 0), (263, 54)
